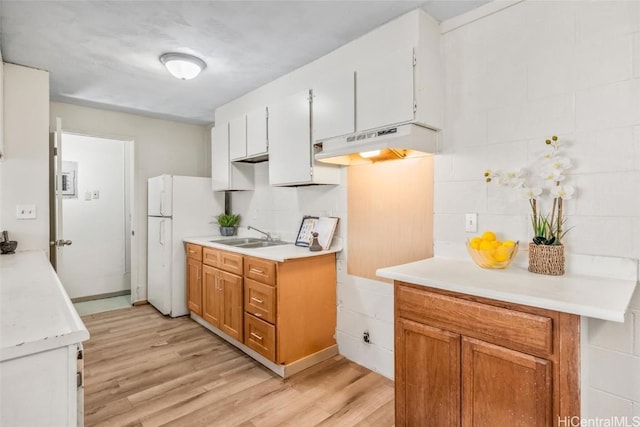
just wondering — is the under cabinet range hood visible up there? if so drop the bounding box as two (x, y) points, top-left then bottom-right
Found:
(314, 123), (438, 166)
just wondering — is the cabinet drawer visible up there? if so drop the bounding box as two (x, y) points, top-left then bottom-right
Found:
(203, 247), (220, 268)
(245, 313), (276, 361)
(244, 257), (276, 286)
(396, 284), (553, 357)
(186, 243), (202, 261)
(245, 278), (276, 324)
(220, 251), (243, 275)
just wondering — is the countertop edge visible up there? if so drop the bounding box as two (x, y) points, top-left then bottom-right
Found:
(377, 258), (637, 323)
(183, 236), (342, 262)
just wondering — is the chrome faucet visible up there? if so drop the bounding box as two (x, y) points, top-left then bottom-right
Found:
(247, 225), (272, 241)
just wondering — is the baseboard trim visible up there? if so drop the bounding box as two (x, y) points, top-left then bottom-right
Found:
(71, 290), (131, 303)
(191, 312), (338, 378)
(132, 300), (148, 306)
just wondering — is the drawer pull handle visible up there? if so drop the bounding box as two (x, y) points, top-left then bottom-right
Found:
(254, 312), (262, 317)
(251, 297), (264, 304)
(250, 332), (263, 341)
(250, 268), (264, 274)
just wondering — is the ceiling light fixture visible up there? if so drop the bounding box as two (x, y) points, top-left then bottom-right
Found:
(160, 52), (207, 80)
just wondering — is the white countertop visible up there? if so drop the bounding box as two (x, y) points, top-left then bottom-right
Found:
(1, 250), (89, 361)
(377, 257), (638, 322)
(184, 236), (342, 262)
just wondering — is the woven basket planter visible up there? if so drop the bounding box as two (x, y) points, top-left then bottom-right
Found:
(528, 243), (565, 276)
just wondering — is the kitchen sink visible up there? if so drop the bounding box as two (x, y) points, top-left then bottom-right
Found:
(209, 238), (288, 248)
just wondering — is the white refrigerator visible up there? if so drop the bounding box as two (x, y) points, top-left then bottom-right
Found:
(147, 175), (224, 317)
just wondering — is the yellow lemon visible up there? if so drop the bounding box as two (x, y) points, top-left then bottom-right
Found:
(502, 240), (516, 247)
(479, 240), (494, 251)
(494, 246), (510, 262)
(481, 231), (497, 241)
(469, 237), (482, 249)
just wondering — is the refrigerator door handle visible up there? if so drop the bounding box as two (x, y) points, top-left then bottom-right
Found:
(159, 220), (165, 245)
(159, 191), (165, 216)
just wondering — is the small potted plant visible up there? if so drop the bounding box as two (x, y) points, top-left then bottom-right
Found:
(215, 213), (240, 236)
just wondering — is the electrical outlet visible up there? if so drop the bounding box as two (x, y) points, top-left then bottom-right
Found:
(465, 213), (478, 233)
(363, 331), (371, 344)
(16, 204), (37, 220)
(92, 190), (100, 200)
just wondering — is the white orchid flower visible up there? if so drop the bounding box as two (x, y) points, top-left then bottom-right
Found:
(550, 185), (575, 200)
(542, 170), (565, 185)
(522, 187), (542, 199)
(549, 156), (572, 171)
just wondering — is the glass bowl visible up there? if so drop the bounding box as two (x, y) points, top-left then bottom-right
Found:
(465, 239), (519, 269)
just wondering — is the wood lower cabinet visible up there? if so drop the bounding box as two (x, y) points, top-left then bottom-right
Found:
(186, 244), (203, 316)
(395, 282), (579, 427)
(187, 243), (337, 375)
(201, 249), (244, 342)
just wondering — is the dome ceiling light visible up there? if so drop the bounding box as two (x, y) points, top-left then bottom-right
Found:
(160, 52), (207, 80)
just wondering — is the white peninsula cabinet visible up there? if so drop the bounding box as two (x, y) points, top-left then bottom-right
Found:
(268, 90), (340, 186)
(1, 250), (89, 427)
(211, 122), (254, 191)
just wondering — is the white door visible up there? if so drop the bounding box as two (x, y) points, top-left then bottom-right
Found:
(246, 106), (268, 158)
(356, 46), (415, 132)
(147, 216), (172, 315)
(312, 71), (356, 141)
(148, 175), (172, 217)
(229, 115), (247, 161)
(55, 133), (132, 300)
(50, 117), (72, 269)
(268, 90), (312, 186)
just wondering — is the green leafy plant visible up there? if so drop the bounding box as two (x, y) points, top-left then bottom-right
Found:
(485, 135), (575, 246)
(215, 213), (240, 227)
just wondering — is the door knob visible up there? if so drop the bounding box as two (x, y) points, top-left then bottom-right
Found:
(50, 239), (73, 247)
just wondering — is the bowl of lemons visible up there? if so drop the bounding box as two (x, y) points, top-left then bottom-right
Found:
(466, 231), (518, 269)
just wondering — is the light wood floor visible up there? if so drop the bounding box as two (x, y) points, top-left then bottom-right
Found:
(82, 305), (395, 426)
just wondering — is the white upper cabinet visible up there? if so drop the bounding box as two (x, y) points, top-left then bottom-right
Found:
(268, 90), (339, 186)
(246, 106), (268, 159)
(312, 71), (355, 142)
(229, 115), (247, 161)
(211, 124), (253, 191)
(356, 47), (416, 132)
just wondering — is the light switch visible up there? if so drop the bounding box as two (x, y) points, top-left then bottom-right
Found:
(16, 204), (37, 220)
(465, 213), (477, 233)
(85, 192), (92, 201)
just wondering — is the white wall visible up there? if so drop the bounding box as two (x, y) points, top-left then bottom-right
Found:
(0, 64), (50, 251)
(59, 134), (127, 299)
(50, 102), (210, 302)
(439, 0), (640, 417)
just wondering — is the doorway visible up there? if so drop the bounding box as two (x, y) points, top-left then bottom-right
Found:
(50, 131), (135, 302)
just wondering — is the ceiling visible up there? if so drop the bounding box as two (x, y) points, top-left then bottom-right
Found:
(0, 1), (490, 125)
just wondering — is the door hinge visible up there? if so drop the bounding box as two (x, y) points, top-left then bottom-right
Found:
(53, 147), (58, 156)
(413, 50), (417, 66)
(309, 167), (313, 177)
(414, 102), (418, 113)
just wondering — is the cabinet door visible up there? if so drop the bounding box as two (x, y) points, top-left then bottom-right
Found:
(202, 265), (221, 328)
(356, 47), (415, 132)
(211, 124), (230, 191)
(268, 90), (312, 186)
(186, 257), (202, 316)
(220, 271), (243, 342)
(396, 318), (460, 427)
(312, 71), (355, 141)
(229, 115), (247, 161)
(246, 107), (268, 158)
(462, 337), (552, 427)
